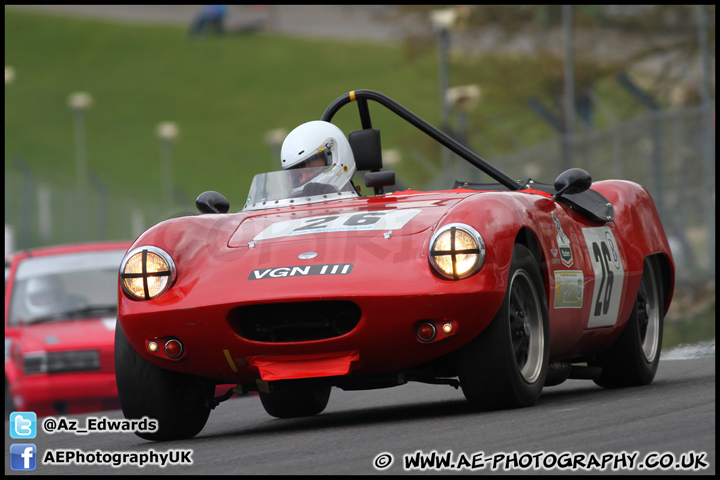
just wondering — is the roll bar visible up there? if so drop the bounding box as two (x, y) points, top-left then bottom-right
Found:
(321, 90), (523, 191)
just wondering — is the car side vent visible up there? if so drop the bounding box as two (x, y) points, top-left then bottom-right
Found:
(228, 301), (362, 343)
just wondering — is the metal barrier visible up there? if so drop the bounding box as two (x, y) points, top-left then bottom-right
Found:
(4, 158), (195, 255)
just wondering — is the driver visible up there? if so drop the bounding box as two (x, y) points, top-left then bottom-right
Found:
(24, 275), (68, 319)
(280, 120), (357, 196)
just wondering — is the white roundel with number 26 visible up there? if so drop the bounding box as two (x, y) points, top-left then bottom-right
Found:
(582, 227), (625, 328)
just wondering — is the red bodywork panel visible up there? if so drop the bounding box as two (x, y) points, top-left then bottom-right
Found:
(249, 351), (360, 381)
(118, 182), (674, 386)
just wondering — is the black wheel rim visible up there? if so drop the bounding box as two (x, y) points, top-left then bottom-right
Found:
(637, 261), (660, 362)
(508, 270), (544, 383)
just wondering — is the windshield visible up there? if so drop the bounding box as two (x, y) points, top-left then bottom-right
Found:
(8, 249), (126, 326)
(243, 168), (358, 211)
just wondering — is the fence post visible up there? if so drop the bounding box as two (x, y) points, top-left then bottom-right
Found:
(13, 156), (35, 250)
(90, 172), (108, 241)
(37, 183), (52, 242)
(132, 209), (145, 241)
(5, 225), (15, 257)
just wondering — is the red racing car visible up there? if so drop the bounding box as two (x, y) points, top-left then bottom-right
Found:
(115, 90), (674, 441)
(5, 241), (131, 416)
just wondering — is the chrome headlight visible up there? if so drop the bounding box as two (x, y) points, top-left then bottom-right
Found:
(428, 223), (485, 280)
(120, 246), (176, 301)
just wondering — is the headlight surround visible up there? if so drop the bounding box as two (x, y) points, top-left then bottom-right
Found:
(428, 223), (485, 280)
(120, 246), (176, 301)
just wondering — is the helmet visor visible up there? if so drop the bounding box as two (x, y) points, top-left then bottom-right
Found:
(289, 149), (331, 170)
(29, 288), (63, 308)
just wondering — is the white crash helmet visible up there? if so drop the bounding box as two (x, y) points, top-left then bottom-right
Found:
(281, 120), (356, 191)
(24, 276), (65, 317)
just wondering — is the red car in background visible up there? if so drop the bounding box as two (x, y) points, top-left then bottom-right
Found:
(5, 241), (130, 416)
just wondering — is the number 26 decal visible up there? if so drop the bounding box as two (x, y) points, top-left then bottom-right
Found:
(293, 213), (385, 232)
(255, 209), (421, 241)
(583, 227), (624, 328)
(591, 241), (614, 316)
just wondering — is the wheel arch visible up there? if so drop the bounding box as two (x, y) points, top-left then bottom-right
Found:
(648, 252), (675, 316)
(515, 226), (548, 295)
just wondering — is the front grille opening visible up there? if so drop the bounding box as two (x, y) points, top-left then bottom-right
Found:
(228, 301), (362, 343)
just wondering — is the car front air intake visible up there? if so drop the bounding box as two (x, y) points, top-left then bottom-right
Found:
(228, 301), (361, 343)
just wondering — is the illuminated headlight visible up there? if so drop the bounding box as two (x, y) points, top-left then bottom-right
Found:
(23, 350), (100, 374)
(120, 246), (176, 301)
(429, 223), (485, 280)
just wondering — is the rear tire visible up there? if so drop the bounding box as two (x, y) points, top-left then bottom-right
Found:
(114, 323), (214, 441)
(259, 386), (331, 419)
(456, 244), (549, 410)
(593, 257), (664, 388)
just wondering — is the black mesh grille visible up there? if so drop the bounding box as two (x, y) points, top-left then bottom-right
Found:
(228, 301), (361, 343)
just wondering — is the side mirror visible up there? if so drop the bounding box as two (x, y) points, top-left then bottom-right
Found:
(364, 171), (395, 195)
(196, 191), (229, 214)
(553, 168), (592, 198)
(365, 171), (395, 188)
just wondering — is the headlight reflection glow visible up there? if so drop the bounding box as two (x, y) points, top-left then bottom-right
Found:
(429, 224), (485, 280)
(120, 246), (176, 300)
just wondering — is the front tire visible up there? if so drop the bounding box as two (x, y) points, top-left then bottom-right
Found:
(259, 386), (331, 419)
(5, 381), (16, 416)
(456, 244), (549, 410)
(114, 323), (214, 441)
(593, 257), (664, 388)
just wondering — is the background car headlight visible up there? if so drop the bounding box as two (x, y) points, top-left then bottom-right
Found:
(23, 350), (100, 374)
(120, 246), (176, 300)
(429, 223), (485, 280)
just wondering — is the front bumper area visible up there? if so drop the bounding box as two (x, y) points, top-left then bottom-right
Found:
(11, 371), (120, 417)
(119, 287), (504, 387)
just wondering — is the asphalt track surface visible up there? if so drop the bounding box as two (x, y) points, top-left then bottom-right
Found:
(5, 357), (715, 475)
